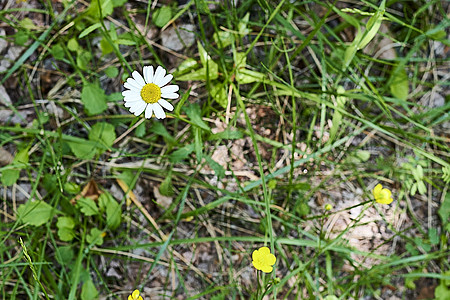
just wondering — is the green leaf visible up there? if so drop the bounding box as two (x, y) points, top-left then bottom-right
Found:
(19, 18), (38, 30)
(211, 84), (228, 109)
(86, 228), (104, 246)
(98, 193), (121, 230)
(444, 270), (450, 286)
(81, 82), (108, 116)
(236, 68), (265, 84)
(107, 92), (123, 101)
(334, 7), (360, 28)
(67, 139), (96, 160)
(389, 67), (409, 101)
(198, 41), (208, 67)
(238, 13), (251, 35)
(100, 37), (114, 55)
(329, 86), (346, 143)
(435, 283), (450, 300)
(185, 103), (210, 131)
(57, 216), (76, 242)
(205, 155), (226, 180)
(213, 31), (233, 48)
(410, 182), (417, 196)
(1, 168), (20, 186)
(438, 193), (450, 224)
(116, 38), (136, 45)
(175, 58), (199, 75)
(428, 227), (439, 245)
(104, 66), (119, 78)
(208, 129), (243, 140)
(441, 165), (450, 184)
(414, 237), (431, 252)
(79, 23), (102, 38)
(17, 201), (54, 227)
(427, 29), (446, 41)
(77, 197), (99, 216)
(170, 144), (194, 163)
(405, 242), (418, 256)
(234, 52), (247, 70)
(281, 182), (311, 191)
(14, 30), (29, 46)
(112, 0), (127, 7)
(106, 197), (121, 230)
(117, 170), (135, 188)
(151, 122), (175, 144)
(153, 6), (172, 28)
(194, 127), (202, 163)
(159, 172), (174, 196)
(56, 246), (74, 265)
(135, 121), (146, 137)
(174, 88), (191, 116)
(356, 150), (370, 162)
(108, 23), (118, 40)
(357, 0), (385, 50)
(56, 216), (75, 229)
(343, 39), (360, 69)
(87, 0), (113, 19)
(175, 41), (219, 81)
(195, 0), (209, 14)
(76, 50), (92, 70)
(51, 44), (65, 60)
(15, 147), (29, 164)
(405, 277), (416, 290)
(81, 278), (99, 300)
(67, 38), (79, 52)
(64, 182), (81, 194)
(417, 180), (426, 195)
(88, 122), (116, 154)
(176, 65), (218, 81)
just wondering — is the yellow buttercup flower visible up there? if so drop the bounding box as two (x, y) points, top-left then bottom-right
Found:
(128, 289), (143, 300)
(372, 184), (393, 204)
(252, 246), (276, 273)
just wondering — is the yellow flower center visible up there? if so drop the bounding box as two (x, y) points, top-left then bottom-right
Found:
(140, 83), (161, 104)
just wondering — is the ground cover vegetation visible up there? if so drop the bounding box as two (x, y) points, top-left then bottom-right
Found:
(0, 0), (449, 299)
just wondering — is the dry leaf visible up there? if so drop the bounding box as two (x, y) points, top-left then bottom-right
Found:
(70, 179), (102, 204)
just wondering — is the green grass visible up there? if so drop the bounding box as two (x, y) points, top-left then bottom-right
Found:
(0, 0), (449, 299)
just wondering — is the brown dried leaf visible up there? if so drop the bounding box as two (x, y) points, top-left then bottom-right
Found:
(70, 179), (102, 204)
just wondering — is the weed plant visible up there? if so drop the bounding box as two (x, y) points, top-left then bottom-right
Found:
(0, 0), (449, 299)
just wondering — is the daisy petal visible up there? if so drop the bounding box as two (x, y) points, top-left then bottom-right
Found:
(143, 66), (154, 84)
(158, 74), (173, 87)
(131, 101), (147, 116)
(124, 97), (142, 105)
(160, 85), (179, 94)
(162, 93), (179, 99)
(127, 100), (141, 112)
(145, 103), (154, 119)
(125, 100), (138, 110)
(153, 103), (166, 119)
(124, 100), (142, 108)
(158, 99), (174, 111)
(122, 90), (141, 98)
(132, 71), (146, 86)
(125, 78), (143, 90)
(124, 96), (144, 105)
(153, 66), (166, 86)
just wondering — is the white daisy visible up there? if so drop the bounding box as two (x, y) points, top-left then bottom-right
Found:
(122, 65), (179, 119)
